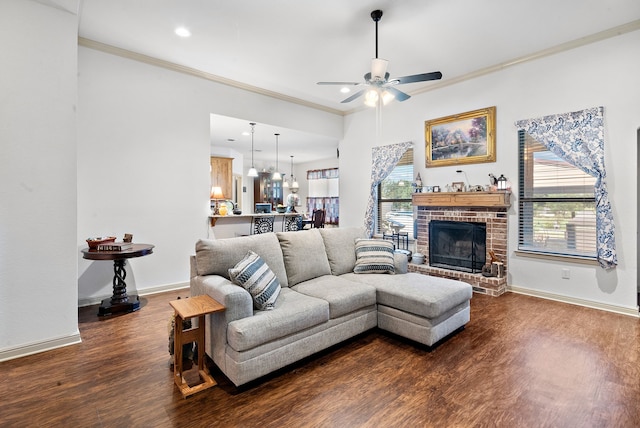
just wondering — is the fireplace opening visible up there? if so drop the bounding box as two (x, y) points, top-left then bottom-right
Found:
(429, 220), (486, 273)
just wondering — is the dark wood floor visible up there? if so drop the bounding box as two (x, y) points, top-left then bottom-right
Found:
(1, 289), (639, 427)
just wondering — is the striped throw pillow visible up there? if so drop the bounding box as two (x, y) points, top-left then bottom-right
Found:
(353, 239), (395, 274)
(229, 251), (281, 310)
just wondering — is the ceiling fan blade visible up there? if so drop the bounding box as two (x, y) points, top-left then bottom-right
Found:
(341, 89), (366, 103)
(384, 86), (411, 102)
(394, 71), (443, 84)
(371, 58), (389, 80)
(317, 81), (361, 86)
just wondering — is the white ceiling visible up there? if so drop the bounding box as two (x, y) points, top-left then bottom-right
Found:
(77, 0), (640, 164)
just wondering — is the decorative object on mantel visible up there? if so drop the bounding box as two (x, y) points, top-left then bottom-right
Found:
(451, 182), (465, 192)
(432, 185), (441, 192)
(456, 169), (470, 189)
(123, 233), (133, 243)
(488, 173), (498, 188)
(413, 173), (423, 192)
(425, 106), (496, 168)
(232, 202), (242, 215)
(497, 174), (508, 190)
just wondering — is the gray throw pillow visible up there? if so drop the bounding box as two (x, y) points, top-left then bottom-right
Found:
(228, 251), (281, 310)
(353, 239), (395, 274)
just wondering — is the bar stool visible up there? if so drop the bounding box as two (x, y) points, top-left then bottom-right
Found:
(251, 215), (275, 234)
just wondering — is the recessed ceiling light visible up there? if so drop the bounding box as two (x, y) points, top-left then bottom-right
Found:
(175, 27), (191, 37)
(340, 87), (351, 93)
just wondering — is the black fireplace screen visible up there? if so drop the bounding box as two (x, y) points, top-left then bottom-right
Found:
(429, 220), (486, 273)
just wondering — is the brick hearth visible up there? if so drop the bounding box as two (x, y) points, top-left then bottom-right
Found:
(410, 192), (511, 296)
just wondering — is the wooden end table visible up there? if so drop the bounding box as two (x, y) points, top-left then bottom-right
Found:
(169, 294), (225, 398)
(81, 244), (154, 316)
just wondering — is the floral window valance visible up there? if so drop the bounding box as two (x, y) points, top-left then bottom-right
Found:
(364, 141), (413, 237)
(515, 106), (616, 269)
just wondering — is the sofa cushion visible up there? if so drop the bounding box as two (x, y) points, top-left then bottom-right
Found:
(353, 239), (395, 274)
(292, 275), (376, 319)
(319, 227), (367, 275)
(226, 288), (329, 352)
(195, 233), (289, 287)
(276, 229), (332, 286)
(228, 251), (281, 310)
(341, 272), (472, 319)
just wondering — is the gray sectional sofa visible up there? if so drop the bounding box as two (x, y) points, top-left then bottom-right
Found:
(190, 227), (472, 387)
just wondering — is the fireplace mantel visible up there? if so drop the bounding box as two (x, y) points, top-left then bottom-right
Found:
(412, 191), (511, 208)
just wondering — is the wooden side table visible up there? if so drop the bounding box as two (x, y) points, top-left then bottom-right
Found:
(169, 294), (225, 398)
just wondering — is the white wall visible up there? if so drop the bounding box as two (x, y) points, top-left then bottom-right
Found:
(77, 46), (343, 303)
(0, 0), (80, 359)
(340, 31), (640, 313)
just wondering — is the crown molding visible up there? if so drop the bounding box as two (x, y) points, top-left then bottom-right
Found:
(409, 19), (640, 99)
(80, 19), (639, 117)
(78, 37), (345, 117)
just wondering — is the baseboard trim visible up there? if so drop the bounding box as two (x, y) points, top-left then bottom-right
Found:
(78, 282), (190, 307)
(508, 285), (639, 318)
(0, 332), (82, 363)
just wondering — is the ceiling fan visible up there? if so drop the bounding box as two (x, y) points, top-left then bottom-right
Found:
(317, 10), (442, 105)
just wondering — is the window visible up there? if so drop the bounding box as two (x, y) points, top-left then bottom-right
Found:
(518, 130), (597, 258)
(376, 149), (413, 234)
(307, 168), (339, 225)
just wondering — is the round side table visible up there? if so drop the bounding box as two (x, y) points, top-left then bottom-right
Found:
(81, 244), (154, 316)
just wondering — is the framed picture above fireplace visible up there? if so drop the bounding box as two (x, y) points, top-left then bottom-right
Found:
(425, 106), (496, 167)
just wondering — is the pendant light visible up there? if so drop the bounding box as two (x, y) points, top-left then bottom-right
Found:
(289, 155), (299, 190)
(247, 122), (258, 178)
(272, 133), (282, 181)
(283, 155), (291, 188)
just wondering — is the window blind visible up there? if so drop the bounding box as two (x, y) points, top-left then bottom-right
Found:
(518, 130), (596, 257)
(377, 149), (414, 234)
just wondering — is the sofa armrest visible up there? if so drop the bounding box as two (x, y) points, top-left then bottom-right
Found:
(190, 274), (253, 322)
(190, 255), (197, 280)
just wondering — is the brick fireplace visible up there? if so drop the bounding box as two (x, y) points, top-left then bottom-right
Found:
(410, 192), (511, 296)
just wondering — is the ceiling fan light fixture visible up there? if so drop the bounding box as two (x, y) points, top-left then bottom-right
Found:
(317, 9), (442, 106)
(371, 58), (389, 80)
(364, 89), (379, 107)
(381, 90), (395, 105)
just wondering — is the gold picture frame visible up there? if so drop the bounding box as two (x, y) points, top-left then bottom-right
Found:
(425, 106), (496, 167)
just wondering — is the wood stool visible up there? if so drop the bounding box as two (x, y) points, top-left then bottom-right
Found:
(169, 294), (225, 398)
